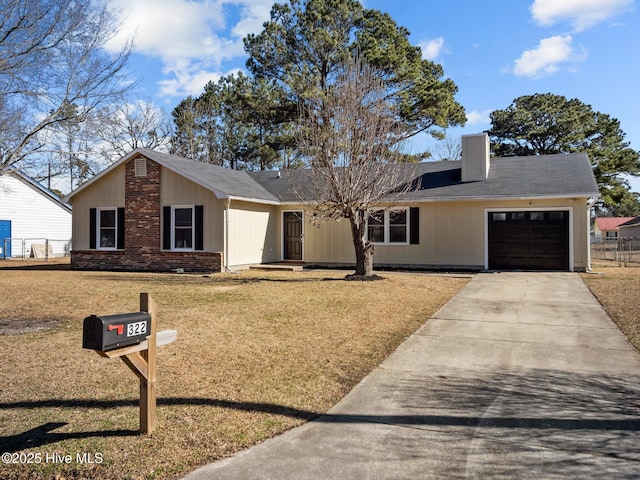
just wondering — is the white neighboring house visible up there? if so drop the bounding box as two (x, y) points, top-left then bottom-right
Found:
(0, 169), (72, 258)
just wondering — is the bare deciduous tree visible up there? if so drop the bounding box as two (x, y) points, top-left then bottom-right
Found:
(90, 100), (173, 164)
(30, 99), (171, 192)
(296, 57), (416, 279)
(0, 0), (134, 171)
(432, 134), (462, 161)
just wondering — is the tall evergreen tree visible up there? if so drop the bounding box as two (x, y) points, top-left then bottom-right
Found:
(488, 93), (640, 215)
(171, 0), (465, 168)
(245, 0), (465, 151)
(171, 73), (295, 171)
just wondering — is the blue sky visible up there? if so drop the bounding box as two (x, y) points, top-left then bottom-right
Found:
(104, 0), (640, 192)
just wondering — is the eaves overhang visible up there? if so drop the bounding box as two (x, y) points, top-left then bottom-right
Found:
(398, 192), (600, 203)
(227, 195), (282, 206)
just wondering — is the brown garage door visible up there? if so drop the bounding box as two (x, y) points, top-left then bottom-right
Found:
(488, 211), (569, 271)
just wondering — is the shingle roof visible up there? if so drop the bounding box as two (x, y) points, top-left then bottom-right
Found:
(411, 153), (598, 200)
(248, 169), (313, 202)
(250, 153), (599, 202)
(138, 150), (280, 203)
(63, 149), (599, 205)
(619, 216), (640, 227)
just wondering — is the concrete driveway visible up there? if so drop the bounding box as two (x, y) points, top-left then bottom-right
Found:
(184, 272), (640, 479)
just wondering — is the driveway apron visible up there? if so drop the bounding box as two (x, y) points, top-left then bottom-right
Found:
(184, 272), (640, 480)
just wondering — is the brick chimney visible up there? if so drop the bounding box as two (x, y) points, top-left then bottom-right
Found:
(461, 133), (490, 182)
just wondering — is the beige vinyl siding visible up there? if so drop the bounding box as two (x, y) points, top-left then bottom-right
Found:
(160, 167), (222, 251)
(71, 165), (126, 250)
(303, 213), (354, 263)
(295, 197), (591, 270)
(227, 200), (278, 266)
(376, 203), (483, 266)
(296, 203), (484, 267)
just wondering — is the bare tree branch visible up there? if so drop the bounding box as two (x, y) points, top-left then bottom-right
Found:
(295, 56), (416, 277)
(88, 100), (173, 163)
(0, 0), (135, 171)
(432, 134), (462, 161)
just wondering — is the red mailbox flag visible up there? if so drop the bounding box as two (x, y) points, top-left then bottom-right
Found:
(108, 324), (124, 335)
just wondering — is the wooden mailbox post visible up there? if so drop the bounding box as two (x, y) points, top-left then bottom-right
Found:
(85, 293), (176, 434)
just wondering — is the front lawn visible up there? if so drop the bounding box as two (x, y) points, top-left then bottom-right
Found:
(582, 260), (640, 351)
(0, 263), (467, 479)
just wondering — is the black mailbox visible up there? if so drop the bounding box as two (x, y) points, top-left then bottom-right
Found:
(83, 312), (151, 352)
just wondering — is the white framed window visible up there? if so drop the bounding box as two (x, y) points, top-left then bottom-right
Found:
(367, 208), (409, 245)
(97, 207), (117, 250)
(172, 205), (194, 250)
(367, 211), (385, 243)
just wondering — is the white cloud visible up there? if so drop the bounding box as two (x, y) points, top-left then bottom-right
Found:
(158, 65), (242, 97)
(231, 2), (273, 39)
(104, 0), (273, 97)
(531, 0), (634, 31)
(513, 35), (587, 78)
(626, 174), (640, 194)
(466, 110), (491, 125)
(419, 37), (445, 61)
(157, 67), (220, 98)
(106, 0), (228, 61)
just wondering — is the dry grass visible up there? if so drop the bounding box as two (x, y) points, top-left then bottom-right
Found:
(0, 259), (467, 479)
(581, 260), (640, 351)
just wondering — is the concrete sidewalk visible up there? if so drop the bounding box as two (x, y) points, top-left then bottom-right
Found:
(184, 272), (640, 479)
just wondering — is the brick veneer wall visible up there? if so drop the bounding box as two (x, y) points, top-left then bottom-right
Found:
(71, 157), (223, 273)
(71, 250), (222, 273)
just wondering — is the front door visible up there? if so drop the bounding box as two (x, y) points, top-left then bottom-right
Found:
(283, 212), (303, 261)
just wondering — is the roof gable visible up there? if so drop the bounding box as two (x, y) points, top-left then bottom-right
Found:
(63, 149), (280, 205)
(139, 150), (279, 204)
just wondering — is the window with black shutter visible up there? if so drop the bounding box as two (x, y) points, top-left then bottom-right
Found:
(90, 207), (124, 250)
(410, 207), (419, 244)
(162, 205), (204, 251)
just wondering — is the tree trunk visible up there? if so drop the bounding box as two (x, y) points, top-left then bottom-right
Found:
(350, 213), (375, 277)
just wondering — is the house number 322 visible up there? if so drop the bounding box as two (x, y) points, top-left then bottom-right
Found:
(127, 321), (147, 337)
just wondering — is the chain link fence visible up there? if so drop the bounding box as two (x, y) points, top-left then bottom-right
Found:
(1, 238), (71, 260)
(591, 237), (640, 266)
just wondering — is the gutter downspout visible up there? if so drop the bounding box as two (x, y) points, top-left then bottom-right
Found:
(586, 197), (599, 273)
(224, 197), (231, 272)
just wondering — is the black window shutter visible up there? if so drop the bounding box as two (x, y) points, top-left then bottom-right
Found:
(195, 205), (204, 251)
(410, 207), (419, 245)
(89, 208), (97, 249)
(162, 206), (171, 250)
(117, 207), (125, 249)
